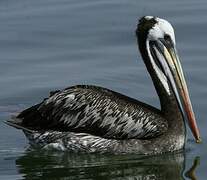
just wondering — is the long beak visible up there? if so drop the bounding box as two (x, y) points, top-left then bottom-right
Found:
(151, 39), (201, 143)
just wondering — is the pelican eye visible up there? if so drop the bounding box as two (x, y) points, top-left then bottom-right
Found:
(160, 34), (173, 48)
(163, 34), (173, 48)
(164, 34), (171, 41)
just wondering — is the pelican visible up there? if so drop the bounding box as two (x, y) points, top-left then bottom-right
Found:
(6, 16), (201, 154)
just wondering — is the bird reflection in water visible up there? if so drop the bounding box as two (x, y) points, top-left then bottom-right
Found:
(15, 150), (200, 180)
(185, 157), (200, 180)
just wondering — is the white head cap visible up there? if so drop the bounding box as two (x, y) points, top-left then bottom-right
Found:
(147, 17), (176, 44)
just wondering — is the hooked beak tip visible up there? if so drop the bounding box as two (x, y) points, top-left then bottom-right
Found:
(196, 137), (202, 144)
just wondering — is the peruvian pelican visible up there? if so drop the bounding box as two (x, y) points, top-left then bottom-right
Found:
(6, 16), (201, 154)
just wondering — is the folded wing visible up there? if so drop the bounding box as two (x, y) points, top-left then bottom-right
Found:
(11, 85), (168, 140)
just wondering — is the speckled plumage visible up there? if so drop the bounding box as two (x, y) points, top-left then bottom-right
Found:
(19, 85), (167, 139)
(8, 82), (184, 155)
(6, 16), (191, 154)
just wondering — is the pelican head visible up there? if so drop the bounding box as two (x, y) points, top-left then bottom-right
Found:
(136, 16), (201, 143)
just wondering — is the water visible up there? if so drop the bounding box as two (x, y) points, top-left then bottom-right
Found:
(0, 0), (207, 179)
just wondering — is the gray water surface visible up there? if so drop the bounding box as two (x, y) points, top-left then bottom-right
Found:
(0, 0), (207, 179)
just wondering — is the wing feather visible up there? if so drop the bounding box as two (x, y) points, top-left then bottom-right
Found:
(16, 85), (168, 139)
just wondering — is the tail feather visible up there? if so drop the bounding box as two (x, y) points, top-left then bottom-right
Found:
(15, 103), (46, 130)
(4, 116), (34, 133)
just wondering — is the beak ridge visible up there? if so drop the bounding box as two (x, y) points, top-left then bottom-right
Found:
(151, 38), (201, 143)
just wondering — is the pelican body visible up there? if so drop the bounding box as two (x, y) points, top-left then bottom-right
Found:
(6, 16), (201, 154)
